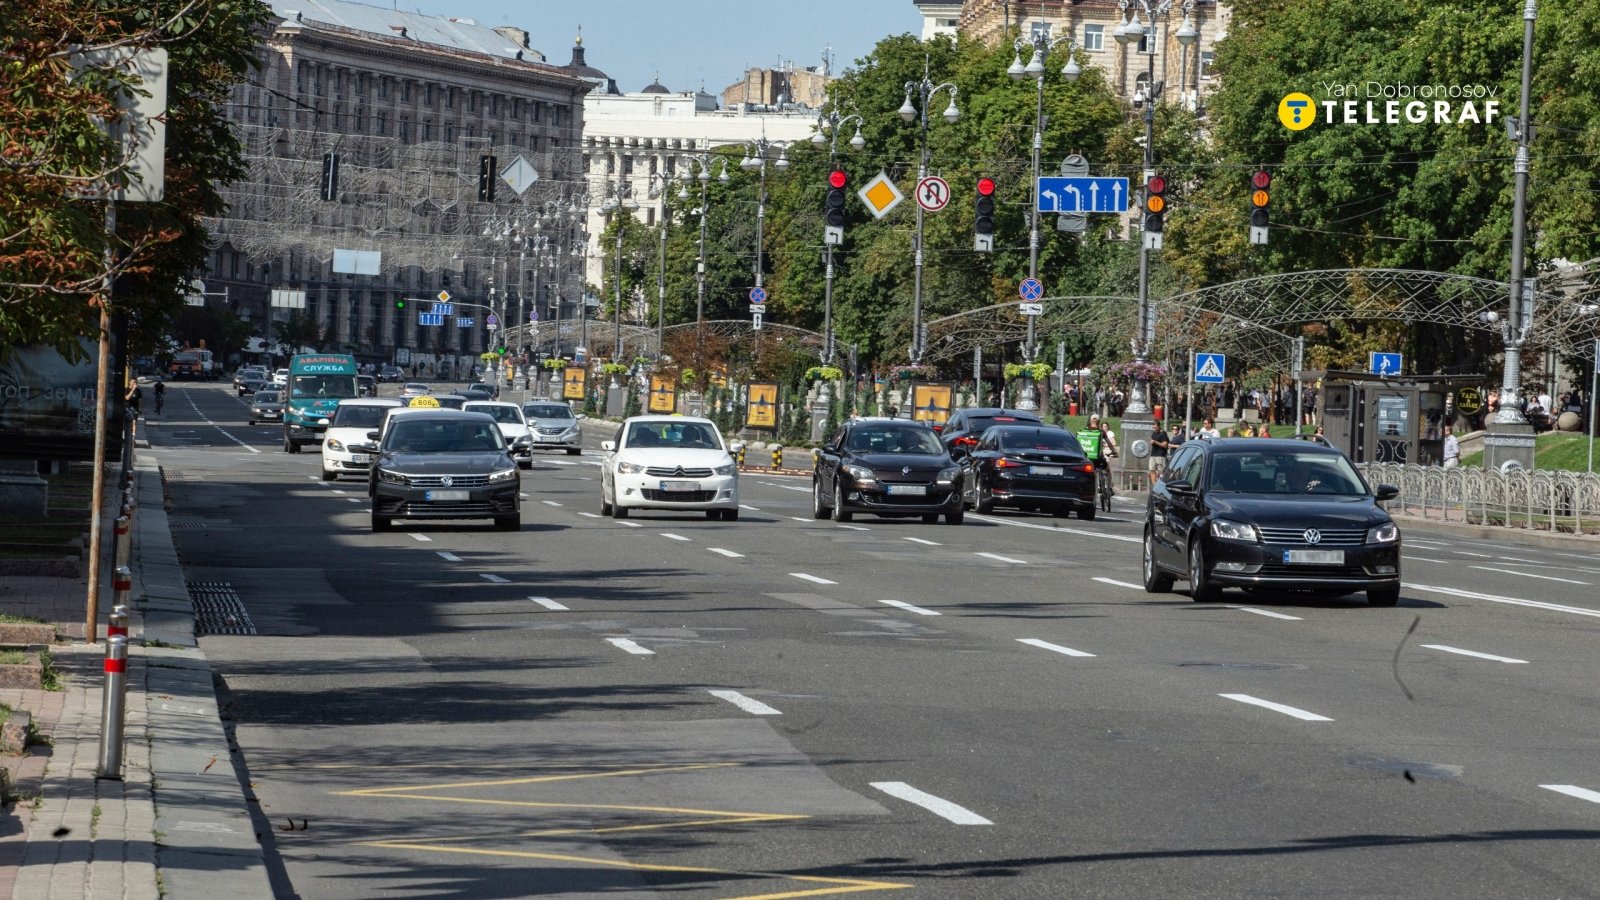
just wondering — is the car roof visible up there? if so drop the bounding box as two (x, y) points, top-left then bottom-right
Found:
(385, 408), (491, 421)
(1203, 437), (1341, 454)
(336, 398), (403, 407)
(986, 423), (1072, 433)
(624, 414), (714, 425)
(959, 408), (1043, 418)
(463, 401), (517, 409)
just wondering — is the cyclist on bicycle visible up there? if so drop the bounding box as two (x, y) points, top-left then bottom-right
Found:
(153, 381), (165, 415)
(1076, 414), (1119, 495)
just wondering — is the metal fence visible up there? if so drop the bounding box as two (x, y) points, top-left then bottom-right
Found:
(1360, 463), (1600, 534)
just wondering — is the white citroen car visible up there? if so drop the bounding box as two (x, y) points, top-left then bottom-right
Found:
(601, 415), (739, 520)
(463, 401), (534, 468)
(320, 397), (403, 480)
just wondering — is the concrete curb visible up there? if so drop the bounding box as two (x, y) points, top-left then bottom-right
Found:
(1390, 513), (1600, 549)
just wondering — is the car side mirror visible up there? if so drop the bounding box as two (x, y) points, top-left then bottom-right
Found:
(1374, 483), (1399, 501)
(1166, 479), (1197, 497)
(366, 431), (380, 442)
(317, 417), (331, 426)
(729, 441), (745, 454)
(575, 413), (587, 420)
(601, 440), (616, 452)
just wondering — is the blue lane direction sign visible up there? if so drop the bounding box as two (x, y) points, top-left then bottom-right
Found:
(418, 313), (444, 326)
(431, 302), (454, 315)
(457, 317), (475, 328)
(749, 286), (767, 304)
(1194, 352), (1226, 384)
(1370, 351), (1403, 376)
(1037, 176), (1131, 214)
(1019, 277), (1044, 301)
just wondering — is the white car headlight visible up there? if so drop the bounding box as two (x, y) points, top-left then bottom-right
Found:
(326, 438), (346, 452)
(617, 460), (646, 475)
(713, 462), (736, 476)
(1210, 519), (1259, 543)
(1366, 522), (1399, 544)
(488, 467), (519, 483)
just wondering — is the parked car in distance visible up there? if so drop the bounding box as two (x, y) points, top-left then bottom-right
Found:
(234, 367), (268, 396)
(368, 409), (521, 532)
(248, 390), (284, 425)
(941, 408), (1044, 461)
(321, 398), (404, 481)
(457, 388), (495, 403)
(1143, 438), (1402, 606)
(600, 416), (739, 520)
(962, 425), (1098, 519)
(520, 401), (584, 456)
(813, 418), (964, 524)
(463, 401), (534, 468)
(399, 383), (431, 399)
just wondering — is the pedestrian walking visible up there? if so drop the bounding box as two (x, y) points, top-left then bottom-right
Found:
(1148, 419), (1170, 486)
(1442, 425), (1460, 468)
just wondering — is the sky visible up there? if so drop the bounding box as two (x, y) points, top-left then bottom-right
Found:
(444, 0), (921, 96)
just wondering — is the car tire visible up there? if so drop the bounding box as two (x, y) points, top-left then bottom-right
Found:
(566, 448), (581, 456)
(1077, 506), (1097, 521)
(812, 478), (833, 520)
(600, 496), (613, 516)
(706, 510), (720, 520)
(611, 502), (629, 519)
(371, 512), (391, 532)
(975, 486), (995, 514)
(1052, 508), (1072, 518)
(1189, 540), (1220, 603)
(944, 507), (964, 525)
(321, 468), (336, 482)
(834, 481), (853, 523)
(494, 514), (521, 532)
(248, 418), (256, 426)
(722, 509), (740, 522)
(1368, 585), (1401, 607)
(1143, 529), (1175, 593)
(921, 513), (940, 524)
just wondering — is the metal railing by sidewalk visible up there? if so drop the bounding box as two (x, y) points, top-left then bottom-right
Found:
(1361, 463), (1600, 534)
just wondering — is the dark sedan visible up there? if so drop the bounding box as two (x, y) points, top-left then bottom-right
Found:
(367, 409), (521, 532)
(1143, 438), (1401, 606)
(961, 425), (1097, 519)
(812, 419), (964, 524)
(941, 408), (1044, 461)
(247, 390), (284, 425)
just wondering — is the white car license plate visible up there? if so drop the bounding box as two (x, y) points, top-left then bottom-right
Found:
(658, 480), (698, 492)
(1030, 465), (1064, 476)
(536, 434), (559, 441)
(425, 490), (469, 501)
(350, 453), (371, 464)
(886, 484), (927, 496)
(1284, 549), (1344, 565)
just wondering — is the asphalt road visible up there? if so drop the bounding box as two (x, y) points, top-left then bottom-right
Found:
(146, 382), (1600, 899)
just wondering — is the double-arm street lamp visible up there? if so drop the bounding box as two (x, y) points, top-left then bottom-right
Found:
(682, 150), (729, 369)
(1009, 29), (1082, 365)
(740, 137), (789, 294)
(648, 171), (677, 360)
(899, 60), (960, 366)
(600, 182), (640, 360)
(812, 102), (866, 364)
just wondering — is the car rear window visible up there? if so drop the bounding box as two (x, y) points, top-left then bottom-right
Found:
(968, 414), (1041, 432)
(254, 392), (280, 403)
(998, 429), (1082, 453)
(467, 405), (523, 424)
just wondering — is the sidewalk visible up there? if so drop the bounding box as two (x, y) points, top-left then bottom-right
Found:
(0, 457), (272, 899)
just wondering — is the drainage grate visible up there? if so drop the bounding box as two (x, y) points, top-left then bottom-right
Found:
(188, 581), (257, 635)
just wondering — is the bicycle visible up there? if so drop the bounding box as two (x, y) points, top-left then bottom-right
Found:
(1095, 457), (1115, 512)
(154, 389), (165, 416)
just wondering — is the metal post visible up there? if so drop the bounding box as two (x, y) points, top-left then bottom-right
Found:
(657, 222), (666, 360)
(113, 514), (131, 569)
(1129, 47), (1157, 416)
(96, 635), (128, 779)
(1589, 337), (1597, 474)
(87, 198), (116, 646)
(112, 564), (131, 611)
(107, 604), (128, 646)
(974, 346), (983, 406)
(613, 222), (624, 360)
(696, 163), (709, 369)
(1025, 52), (1045, 362)
(1292, 336), (1305, 436)
(1185, 348), (1195, 435)
(911, 114), (927, 365)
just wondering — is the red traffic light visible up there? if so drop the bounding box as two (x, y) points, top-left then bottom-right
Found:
(977, 177), (996, 196)
(829, 170), (848, 189)
(1147, 175), (1167, 194)
(1252, 170), (1271, 190)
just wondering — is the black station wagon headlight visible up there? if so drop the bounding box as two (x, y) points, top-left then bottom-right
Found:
(1366, 522), (1399, 544)
(377, 468), (408, 486)
(1210, 519), (1259, 543)
(488, 467), (518, 483)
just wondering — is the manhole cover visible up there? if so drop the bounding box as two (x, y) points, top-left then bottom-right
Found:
(188, 581), (257, 636)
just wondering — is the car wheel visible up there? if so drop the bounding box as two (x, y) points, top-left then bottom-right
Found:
(1052, 508), (1071, 518)
(706, 510), (720, 519)
(834, 480), (853, 523)
(975, 486), (995, 514)
(321, 468), (336, 482)
(1143, 529), (1175, 593)
(722, 509), (740, 522)
(1188, 540), (1220, 603)
(611, 502), (629, 519)
(1077, 506), (1097, 521)
(921, 513), (940, 524)
(565, 448), (581, 456)
(248, 418), (256, 426)
(600, 496), (613, 516)
(944, 507), (964, 525)
(371, 512), (391, 532)
(494, 514), (521, 531)
(812, 478), (833, 520)
(1368, 585), (1401, 607)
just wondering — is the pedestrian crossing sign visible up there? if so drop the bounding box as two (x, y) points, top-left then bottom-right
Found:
(1194, 352), (1226, 384)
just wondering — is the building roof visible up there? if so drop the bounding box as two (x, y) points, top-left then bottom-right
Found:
(562, 31), (618, 94)
(271, 0), (537, 60)
(641, 77), (670, 94)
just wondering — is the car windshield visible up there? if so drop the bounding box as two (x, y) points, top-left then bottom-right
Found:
(291, 374), (356, 398)
(625, 421), (722, 450)
(1209, 450), (1368, 496)
(332, 404), (392, 427)
(524, 404), (573, 420)
(254, 392), (280, 403)
(469, 405), (523, 425)
(998, 429), (1082, 453)
(385, 419), (505, 453)
(847, 427), (944, 454)
(403, 383), (428, 392)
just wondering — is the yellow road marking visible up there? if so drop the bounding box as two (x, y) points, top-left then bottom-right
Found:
(338, 761), (738, 796)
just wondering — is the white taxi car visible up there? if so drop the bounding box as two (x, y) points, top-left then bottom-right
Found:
(320, 398), (403, 480)
(600, 416), (739, 520)
(463, 401), (534, 468)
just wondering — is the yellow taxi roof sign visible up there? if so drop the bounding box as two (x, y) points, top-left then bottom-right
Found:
(408, 396), (440, 408)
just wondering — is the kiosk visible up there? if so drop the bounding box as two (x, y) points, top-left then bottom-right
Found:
(1315, 370), (1483, 466)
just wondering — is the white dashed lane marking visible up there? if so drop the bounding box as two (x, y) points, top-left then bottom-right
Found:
(837, 524), (870, 531)
(529, 596), (568, 611)
(578, 512), (603, 519)
(1220, 693), (1332, 722)
(790, 573), (838, 585)
(870, 782), (992, 826)
(541, 500), (564, 507)
(659, 533), (692, 541)
(1018, 638), (1094, 658)
(708, 548), (744, 558)
(1409, 584), (1600, 620)
(1092, 576), (1142, 590)
(436, 552), (462, 562)
(880, 599), (939, 616)
(903, 537), (940, 546)
(1421, 644), (1528, 664)
(708, 690), (782, 716)
(409, 534), (433, 542)
(606, 637), (654, 656)
(1469, 565), (1590, 586)
(480, 574), (510, 584)
(1231, 606), (1303, 621)
(976, 552), (1027, 565)
(1542, 785), (1600, 805)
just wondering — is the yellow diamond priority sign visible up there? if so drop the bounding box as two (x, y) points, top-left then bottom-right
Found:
(858, 171), (905, 220)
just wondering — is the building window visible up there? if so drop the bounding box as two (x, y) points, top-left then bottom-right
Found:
(490, 95), (499, 116)
(1200, 51), (1217, 75)
(445, 124), (454, 143)
(399, 117), (410, 141)
(1083, 24), (1104, 51)
(422, 121), (432, 141)
(379, 77), (389, 99)
(532, 101), (543, 123)
(468, 92), (476, 112)
(376, 112), (387, 135)
(402, 81), (412, 101)
(1138, 33), (1156, 54)
(426, 84), (435, 106)
(446, 88), (455, 109)
(489, 131), (498, 145)
(1029, 21), (1051, 40)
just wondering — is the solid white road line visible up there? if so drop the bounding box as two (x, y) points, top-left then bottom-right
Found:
(837, 524), (870, 531)
(1220, 693), (1333, 722)
(708, 547), (745, 558)
(606, 637), (654, 656)
(1231, 606), (1304, 621)
(346, 498), (360, 503)
(1409, 584), (1600, 620)
(578, 512), (603, 518)
(790, 573), (838, 585)
(529, 596), (568, 611)
(192, 396), (262, 454)
(1421, 644), (1528, 664)
(409, 534), (433, 542)
(708, 689), (782, 716)
(618, 521), (642, 528)
(969, 513), (1141, 544)
(903, 536), (941, 546)
(880, 599), (940, 616)
(436, 552), (462, 562)
(1454, 551), (1496, 558)
(870, 782), (992, 826)
(541, 500), (563, 507)
(977, 552), (1028, 565)
(1092, 576), (1143, 590)
(480, 574), (510, 584)
(1469, 565), (1590, 585)
(660, 533), (692, 541)
(1541, 785), (1600, 805)
(331, 490), (347, 495)
(1018, 638), (1095, 658)
(788, 516), (812, 523)
(739, 504), (760, 511)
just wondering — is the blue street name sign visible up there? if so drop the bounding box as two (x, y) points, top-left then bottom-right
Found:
(418, 313), (444, 326)
(1370, 351), (1402, 376)
(1037, 176), (1131, 214)
(1194, 352), (1226, 384)
(1019, 277), (1044, 301)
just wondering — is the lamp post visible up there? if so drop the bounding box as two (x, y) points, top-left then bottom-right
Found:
(1008, 28), (1081, 366)
(740, 136), (789, 293)
(899, 58), (960, 365)
(600, 183), (640, 362)
(812, 103), (866, 364)
(648, 171), (677, 360)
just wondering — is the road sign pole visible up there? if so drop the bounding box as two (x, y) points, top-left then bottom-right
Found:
(1186, 348), (1195, 434)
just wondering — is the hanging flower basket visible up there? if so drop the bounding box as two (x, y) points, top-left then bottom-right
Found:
(1003, 362), (1052, 382)
(542, 357), (566, 370)
(890, 364), (934, 384)
(600, 362), (629, 376)
(1103, 360), (1168, 383)
(805, 365), (846, 383)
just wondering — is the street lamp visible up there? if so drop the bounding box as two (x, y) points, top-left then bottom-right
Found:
(600, 183), (640, 361)
(1009, 25), (1082, 374)
(647, 171), (676, 360)
(813, 102), (867, 364)
(739, 136), (788, 294)
(899, 58), (960, 365)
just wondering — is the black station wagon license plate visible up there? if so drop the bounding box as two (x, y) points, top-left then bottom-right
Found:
(1284, 549), (1344, 565)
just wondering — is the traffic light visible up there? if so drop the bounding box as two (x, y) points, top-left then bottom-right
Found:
(1143, 174), (1166, 233)
(319, 152), (339, 202)
(1249, 170), (1271, 245)
(824, 170), (847, 246)
(974, 177), (996, 252)
(477, 154), (498, 203)
(395, 298), (406, 310)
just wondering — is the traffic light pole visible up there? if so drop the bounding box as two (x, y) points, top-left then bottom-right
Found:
(900, 62), (959, 366)
(817, 105), (864, 365)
